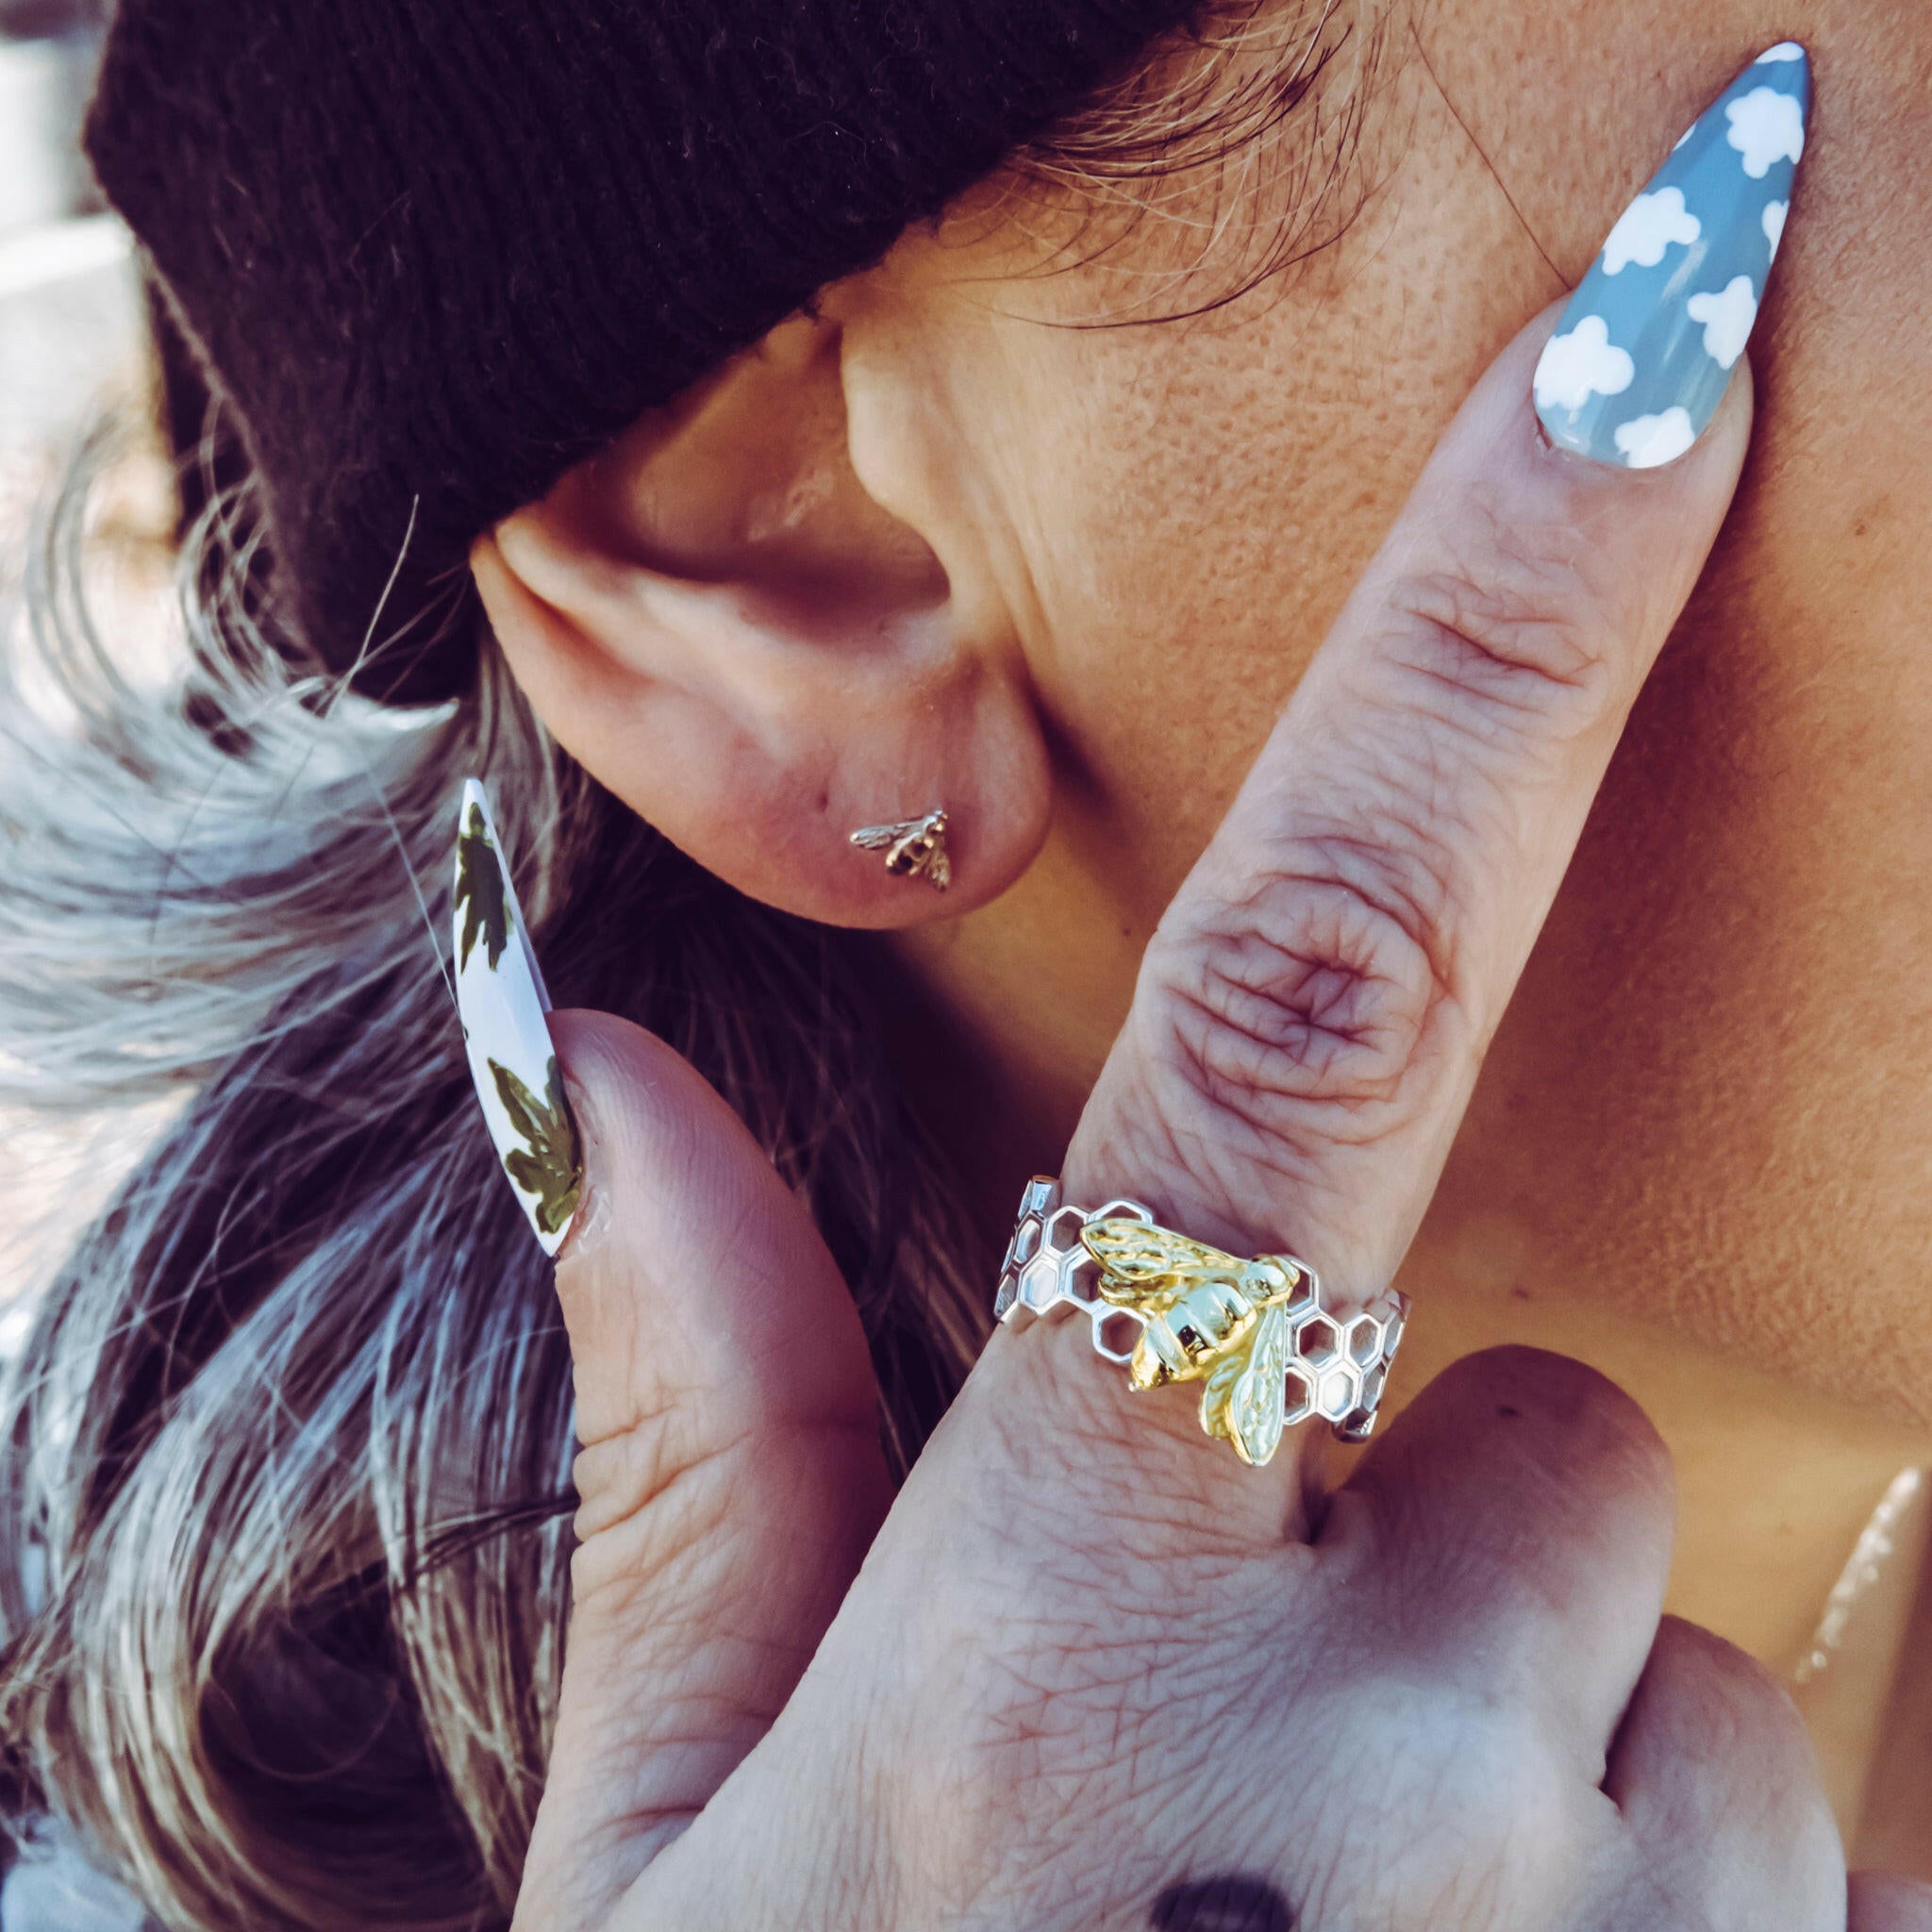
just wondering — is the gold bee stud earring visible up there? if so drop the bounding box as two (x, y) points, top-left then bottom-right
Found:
(849, 807), (950, 891)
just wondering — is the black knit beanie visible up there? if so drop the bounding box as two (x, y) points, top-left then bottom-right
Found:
(85, 0), (1200, 703)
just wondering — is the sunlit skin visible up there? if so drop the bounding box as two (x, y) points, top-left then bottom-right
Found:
(474, 0), (1932, 1858)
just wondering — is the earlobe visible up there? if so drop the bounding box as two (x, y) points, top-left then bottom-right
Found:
(470, 313), (1051, 928)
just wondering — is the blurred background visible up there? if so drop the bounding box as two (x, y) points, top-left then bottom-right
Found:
(0, 0), (141, 513)
(1, 5), (166, 1924)
(0, 0), (170, 1318)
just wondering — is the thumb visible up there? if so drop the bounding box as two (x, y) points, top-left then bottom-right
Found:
(516, 1008), (891, 1931)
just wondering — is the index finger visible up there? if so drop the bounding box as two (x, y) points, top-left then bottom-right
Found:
(1066, 307), (1752, 1289)
(1028, 297), (1753, 1519)
(1064, 37), (1811, 1310)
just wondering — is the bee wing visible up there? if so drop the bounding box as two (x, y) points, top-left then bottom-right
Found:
(849, 824), (903, 850)
(1080, 1218), (1242, 1309)
(1202, 1301), (1291, 1468)
(924, 842), (951, 891)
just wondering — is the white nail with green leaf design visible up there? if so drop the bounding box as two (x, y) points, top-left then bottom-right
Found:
(453, 778), (581, 1254)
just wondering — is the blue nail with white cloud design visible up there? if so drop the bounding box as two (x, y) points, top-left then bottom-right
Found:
(1535, 42), (1809, 469)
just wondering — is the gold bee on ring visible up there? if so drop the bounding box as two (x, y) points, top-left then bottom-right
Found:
(1082, 1220), (1311, 1468)
(992, 1179), (1409, 1468)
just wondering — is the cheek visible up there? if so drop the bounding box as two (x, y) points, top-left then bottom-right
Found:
(1407, 371), (1932, 1419)
(912, 24), (1932, 1420)
(971, 106), (1549, 927)
(1412, 59), (1932, 1417)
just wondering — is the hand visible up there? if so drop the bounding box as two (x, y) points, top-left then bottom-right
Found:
(510, 309), (1932, 1931)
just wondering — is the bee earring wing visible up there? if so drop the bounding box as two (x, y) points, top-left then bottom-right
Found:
(1202, 1300), (1293, 1468)
(849, 809), (951, 891)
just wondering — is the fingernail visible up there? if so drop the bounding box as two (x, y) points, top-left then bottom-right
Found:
(453, 778), (581, 1254)
(1534, 42), (1810, 468)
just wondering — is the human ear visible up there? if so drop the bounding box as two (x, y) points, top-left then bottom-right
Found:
(470, 311), (1050, 926)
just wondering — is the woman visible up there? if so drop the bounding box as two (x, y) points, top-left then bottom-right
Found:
(0, 0), (1927, 1926)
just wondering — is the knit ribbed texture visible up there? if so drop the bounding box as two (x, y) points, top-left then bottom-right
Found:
(87, 0), (1198, 701)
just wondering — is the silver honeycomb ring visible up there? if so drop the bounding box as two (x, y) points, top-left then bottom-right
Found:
(993, 1176), (1408, 1450)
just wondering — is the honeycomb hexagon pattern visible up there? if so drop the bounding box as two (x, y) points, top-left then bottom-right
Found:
(994, 1176), (1407, 1449)
(994, 1178), (1154, 1348)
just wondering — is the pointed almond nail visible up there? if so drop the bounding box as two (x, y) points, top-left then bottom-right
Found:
(1535, 42), (1810, 468)
(453, 778), (580, 1254)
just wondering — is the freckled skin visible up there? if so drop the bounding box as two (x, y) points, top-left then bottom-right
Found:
(842, 0), (1931, 1824)
(878, 0), (1931, 1418)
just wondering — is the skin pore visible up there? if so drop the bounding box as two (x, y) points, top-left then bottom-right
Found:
(474, 0), (1932, 1863)
(882, 0), (1932, 1827)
